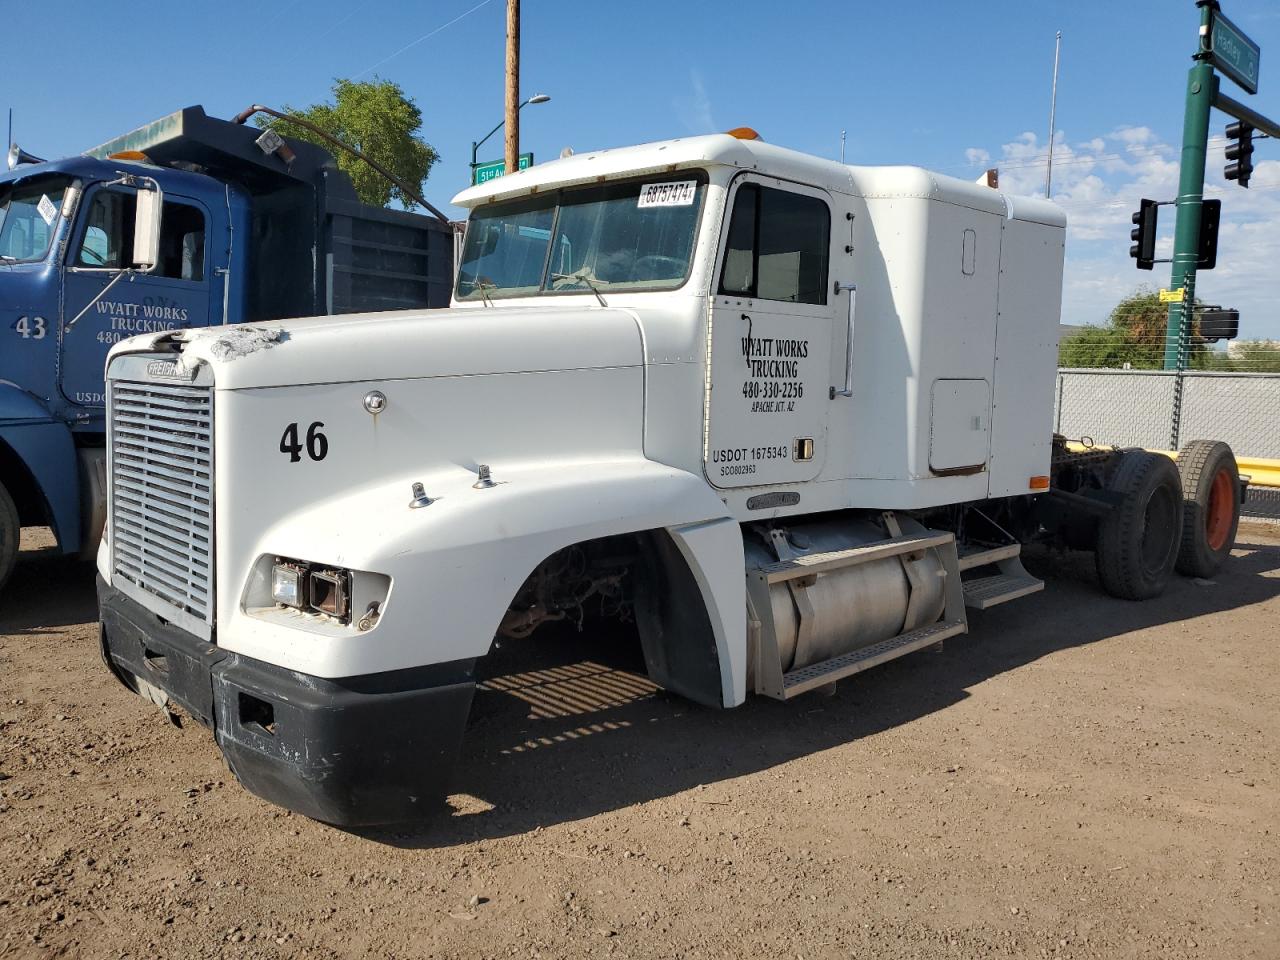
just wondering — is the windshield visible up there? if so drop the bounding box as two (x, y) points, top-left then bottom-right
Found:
(456, 175), (705, 301)
(0, 175), (70, 263)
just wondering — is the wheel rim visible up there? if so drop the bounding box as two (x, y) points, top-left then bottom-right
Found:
(1141, 483), (1179, 577)
(1206, 466), (1235, 552)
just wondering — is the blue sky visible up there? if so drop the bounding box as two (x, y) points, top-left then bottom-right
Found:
(6, 0), (1280, 335)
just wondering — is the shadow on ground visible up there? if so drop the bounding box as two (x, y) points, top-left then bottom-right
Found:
(0, 540), (98, 634)
(9, 524), (1278, 848)
(362, 530), (1280, 848)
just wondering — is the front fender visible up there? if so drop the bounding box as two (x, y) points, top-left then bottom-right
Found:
(0, 382), (80, 552)
(219, 458), (745, 690)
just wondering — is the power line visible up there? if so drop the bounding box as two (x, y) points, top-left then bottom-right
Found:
(351, 0), (496, 80)
(286, 0), (378, 71)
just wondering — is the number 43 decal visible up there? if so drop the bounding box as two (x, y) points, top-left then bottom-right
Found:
(279, 422), (328, 462)
(12, 316), (47, 339)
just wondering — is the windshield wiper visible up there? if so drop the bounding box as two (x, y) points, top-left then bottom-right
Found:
(475, 278), (495, 308)
(551, 271), (608, 308)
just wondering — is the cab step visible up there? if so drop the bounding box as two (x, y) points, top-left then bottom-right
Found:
(780, 618), (968, 698)
(962, 572), (1044, 610)
(957, 542), (1023, 571)
(759, 532), (956, 583)
(956, 542), (1044, 610)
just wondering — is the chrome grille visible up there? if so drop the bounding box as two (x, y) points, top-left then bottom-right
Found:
(109, 378), (214, 624)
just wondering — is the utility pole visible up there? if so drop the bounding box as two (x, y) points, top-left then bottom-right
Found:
(1153, 0), (1273, 452)
(1163, 3), (1218, 374)
(505, 0), (520, 174)
(1045, 31), (1062, 199)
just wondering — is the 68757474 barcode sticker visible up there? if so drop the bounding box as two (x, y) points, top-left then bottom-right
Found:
(637, 180), (698, 208)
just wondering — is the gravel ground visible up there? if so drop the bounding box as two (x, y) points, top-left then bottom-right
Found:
(1, 525), (1277, 959)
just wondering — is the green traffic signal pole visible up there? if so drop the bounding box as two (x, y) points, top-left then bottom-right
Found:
(1163, 2), (1219, 373)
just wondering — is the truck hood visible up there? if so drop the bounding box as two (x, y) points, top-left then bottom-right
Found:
(108, 305), (645, 390)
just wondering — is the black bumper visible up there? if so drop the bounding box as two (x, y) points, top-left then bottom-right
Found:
(97, 577), (476, 827)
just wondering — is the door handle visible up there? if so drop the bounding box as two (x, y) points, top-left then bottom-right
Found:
(830, 281), (856, 399)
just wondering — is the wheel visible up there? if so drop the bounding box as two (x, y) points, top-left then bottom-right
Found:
(1174, 440), (1240, 578)
(0, 480), (19, 594)
(1094, 450), (1184, 600)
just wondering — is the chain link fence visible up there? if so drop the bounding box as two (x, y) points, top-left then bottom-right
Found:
(1055, 368), (1280, 520)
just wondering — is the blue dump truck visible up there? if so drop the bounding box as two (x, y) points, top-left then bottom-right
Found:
(0, 106), (454, 590)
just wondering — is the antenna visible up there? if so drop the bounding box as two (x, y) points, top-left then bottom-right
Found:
(840, 129), (846, 164)
(1045, 30), (1062, 199)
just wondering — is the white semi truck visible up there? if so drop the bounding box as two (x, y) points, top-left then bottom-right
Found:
(95, 130), (1243, 825)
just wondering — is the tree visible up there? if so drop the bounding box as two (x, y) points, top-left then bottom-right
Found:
(1058, 324), (1150, 369)
(1223, 340), (1280, 373)
(1059, 288), (1215, 369)
(258, 78), (439, 209)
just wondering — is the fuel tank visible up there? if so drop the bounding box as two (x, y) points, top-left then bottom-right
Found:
(744, 516), (947, 674)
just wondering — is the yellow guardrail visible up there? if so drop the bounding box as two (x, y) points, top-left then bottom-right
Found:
(1065, 442), (1280, 489)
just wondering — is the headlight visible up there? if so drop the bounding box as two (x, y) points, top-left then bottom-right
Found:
(271, 562), (306, 607)
(308, 568), (350, 621)
(271, 559), (352, 624)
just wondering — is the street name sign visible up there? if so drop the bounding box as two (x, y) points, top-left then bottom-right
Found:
(474, 153), (533, 185)
(1211, 10), (1261, 95)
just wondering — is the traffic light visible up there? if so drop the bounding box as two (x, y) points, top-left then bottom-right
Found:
(1225, 121), (1254, 188)
(1195, 306), (1239, 342)
(1130, 198), (1157, 270)
(1198, 198), (1221, 270)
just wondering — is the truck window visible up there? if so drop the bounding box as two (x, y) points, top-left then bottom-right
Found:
(456, 175), (705, 301)
(718, 184), (830, 305)
(75, 190), (206, 281)
(0, 176), (70, 262)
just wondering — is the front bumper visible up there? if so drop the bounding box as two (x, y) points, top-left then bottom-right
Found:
(97, 577), (476, 826)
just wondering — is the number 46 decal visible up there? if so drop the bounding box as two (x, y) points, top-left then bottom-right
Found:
(280, 422), (328, 462)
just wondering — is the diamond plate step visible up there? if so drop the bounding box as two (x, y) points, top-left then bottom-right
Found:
(780, 619), (968, 698)
(962, 573), (1044, 610)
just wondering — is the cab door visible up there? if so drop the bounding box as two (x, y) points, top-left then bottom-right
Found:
(704, 176), (836, 489)
(59, 184), (212, 408)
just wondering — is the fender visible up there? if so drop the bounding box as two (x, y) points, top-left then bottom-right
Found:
(219, 457), (747, 703)
(0, 382), (80, 553)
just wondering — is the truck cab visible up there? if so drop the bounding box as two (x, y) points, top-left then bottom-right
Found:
(449, 131), (1065, 512)
(0, 154), (245, 575)
(0, 106), (453, 591)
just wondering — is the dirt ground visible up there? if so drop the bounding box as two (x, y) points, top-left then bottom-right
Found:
(1, 525), (1277, 960)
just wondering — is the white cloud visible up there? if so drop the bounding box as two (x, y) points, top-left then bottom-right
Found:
(675, 70), (716, 135)
(965, 147), (991, 166)
(1111, 125), (1155, 145)
(962, 125), (1280, 338)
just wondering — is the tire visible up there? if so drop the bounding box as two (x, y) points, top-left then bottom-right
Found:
(1174, 440), (1240, 578)
(1094, 450), (1184, 601)
(0, 480), (19, 595)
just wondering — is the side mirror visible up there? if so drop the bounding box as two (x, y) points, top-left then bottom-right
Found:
(132, 183), (162, 271)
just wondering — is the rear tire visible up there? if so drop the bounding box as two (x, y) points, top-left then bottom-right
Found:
(0, 480), (19, 594)
(1094, 451), (1183, 601)
(1174, 440), (1240, 578)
